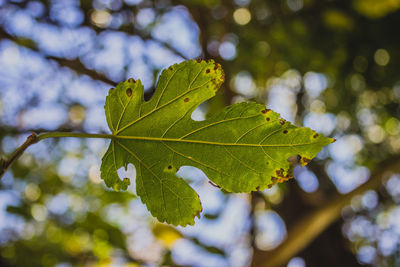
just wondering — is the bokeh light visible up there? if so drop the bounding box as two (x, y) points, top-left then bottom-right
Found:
(233, 8), (252, 25)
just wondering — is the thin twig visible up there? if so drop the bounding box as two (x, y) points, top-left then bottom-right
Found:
(0, 132), (38, 179)
(0, 26), (188, 87)
(0, 131), (115, 179)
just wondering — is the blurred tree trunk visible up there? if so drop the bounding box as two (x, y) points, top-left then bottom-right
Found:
(251, 155), (400, 267)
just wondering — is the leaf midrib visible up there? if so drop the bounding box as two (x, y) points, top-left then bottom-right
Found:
(112, 135), (326, 147)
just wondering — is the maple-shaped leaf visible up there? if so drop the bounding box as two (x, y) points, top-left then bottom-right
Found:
(100, 60), (334, 226)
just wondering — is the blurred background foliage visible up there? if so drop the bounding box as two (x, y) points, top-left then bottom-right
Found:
(0, 0), (400, 266)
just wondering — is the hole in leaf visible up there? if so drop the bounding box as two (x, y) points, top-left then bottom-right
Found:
(191, 103), (207, 121)
(176, 166), (208, 185)
(116, 163), (136, 193)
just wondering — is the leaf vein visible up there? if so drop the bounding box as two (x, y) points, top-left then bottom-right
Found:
(223, 146), (261, 174)
(116, 94), (133, 130)
(106, 105), (115, 133)
(180, 114), (259, 140)
(116, 78), (212, 134)
(258, 124), (288, 145)
(260, 146), (287, 166)
(116, 141), (192, 210)
(162, 142), (234, 181)
(162, 109), (191, 138)
(235, 123), (265, 143)
(155, 65), (184, 108)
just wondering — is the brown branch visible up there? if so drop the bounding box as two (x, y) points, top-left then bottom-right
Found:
(147, 38), (189, 60)
(0, 125), (90, 135)
(0, 132), (38, 179)
(47, 56), (118, 86)
(0, 27), (118, 86)
(251, 155), (400, 267)
(0, 24), (188, 86)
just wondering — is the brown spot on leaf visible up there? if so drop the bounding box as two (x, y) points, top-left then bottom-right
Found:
(214, 65), (218, 70)
(168, 165), (172, 169)
(126, 88), (132, 97)
(169, 66), (173, 70)
(279, 119), (286, 125)
(313, 133), (319, 138)
(206, 69), (210, 74)
(196, 58), (202, 63)
(276, 168), (284, 177)
(272, 168), (294, 185)
(266, 117), (270, 121)
(110, 87), (114, 91)
(184, 97), (190, 102)
(128, 78), (135, 83)
(283, 130), (288, 134)
(261, 109), (271, 114)
(268, 168), (295, 189)
(331, 138), (337, 142)
(300, 157), (311, 166)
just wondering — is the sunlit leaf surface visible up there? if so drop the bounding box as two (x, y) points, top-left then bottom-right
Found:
(101, 60), (333, 226)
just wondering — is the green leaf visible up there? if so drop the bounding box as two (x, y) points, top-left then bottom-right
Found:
(100, 59), (334, 226)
